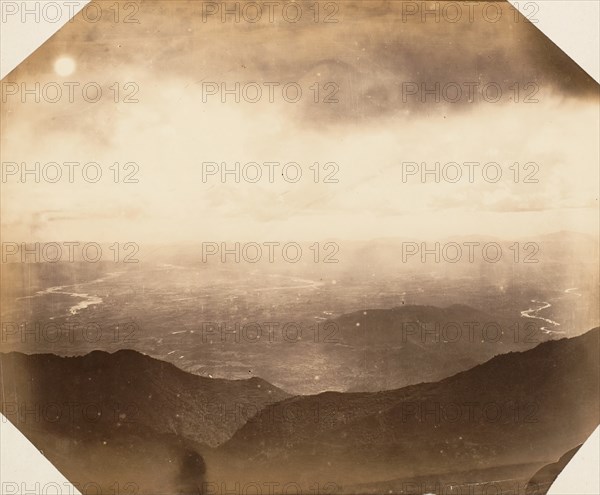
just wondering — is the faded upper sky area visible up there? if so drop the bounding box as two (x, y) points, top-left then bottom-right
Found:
(1, 0), (598, 242)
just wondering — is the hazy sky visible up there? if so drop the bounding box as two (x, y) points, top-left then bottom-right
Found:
(1, 0), (599, 242)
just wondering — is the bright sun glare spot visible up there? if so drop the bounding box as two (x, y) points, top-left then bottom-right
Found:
(54, 57), (76, 77)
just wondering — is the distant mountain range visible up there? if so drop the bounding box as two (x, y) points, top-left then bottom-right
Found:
(1, 326), (597, 494)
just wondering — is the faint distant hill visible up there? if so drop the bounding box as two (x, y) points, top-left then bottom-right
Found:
(325, 303), (546, 391)
(339, 232), (599, 280)
(0, 349), (289, 494)
(217, 328), (599, 491)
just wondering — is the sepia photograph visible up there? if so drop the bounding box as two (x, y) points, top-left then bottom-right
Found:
(1, 1), (599, 494)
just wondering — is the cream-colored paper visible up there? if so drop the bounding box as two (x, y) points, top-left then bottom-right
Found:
(1, 2), (598, 494)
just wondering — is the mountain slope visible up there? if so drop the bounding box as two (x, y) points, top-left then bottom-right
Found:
(1, 330), (596, 493)
(0, 349), (289, 494)
(217, 328), (599, 490)
(329, 303), (545, 391)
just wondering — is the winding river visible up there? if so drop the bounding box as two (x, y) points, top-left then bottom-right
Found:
(17, 272), (122, 316)
(520, 288), (582, 335)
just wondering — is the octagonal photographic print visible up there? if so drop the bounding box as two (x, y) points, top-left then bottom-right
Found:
(1, 1), (599, 494)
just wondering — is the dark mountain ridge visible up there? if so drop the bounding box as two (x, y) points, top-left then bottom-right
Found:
(323, 303), (547, 391)
(1, 328), (597, 494)
(0, 348), (289, 447)
(214, 328), (599, 491)
(0, 348), (289, 494)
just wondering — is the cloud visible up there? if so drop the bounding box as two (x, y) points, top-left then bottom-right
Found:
(1, 0), (598, 242)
